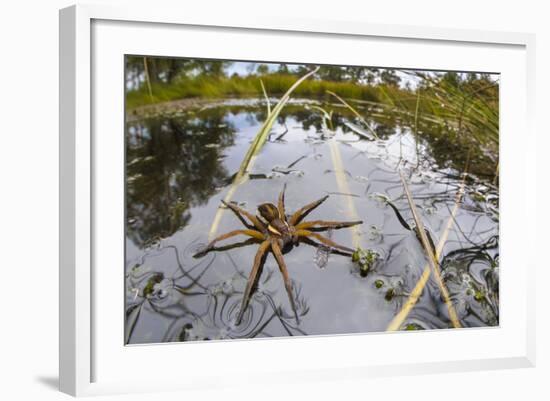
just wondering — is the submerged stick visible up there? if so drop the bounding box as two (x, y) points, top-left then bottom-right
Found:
(388, 171), (462, 329)
(208, 67), (320, 240)
(328, 140), (362, 248)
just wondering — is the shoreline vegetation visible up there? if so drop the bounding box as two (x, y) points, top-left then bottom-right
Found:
(126, 72), (385, 110)
(126, 57), (499, 179)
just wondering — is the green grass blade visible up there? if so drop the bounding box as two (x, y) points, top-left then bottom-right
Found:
(208, 67), (319, 239)
(327, 90), (379, 139)
(260, 78), (271, 115)
(234, 67), (319, 182)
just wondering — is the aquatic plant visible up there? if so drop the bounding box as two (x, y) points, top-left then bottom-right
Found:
(351, 247), (380, 276)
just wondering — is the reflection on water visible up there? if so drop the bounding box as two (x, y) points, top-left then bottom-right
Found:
(126, 109), (237, 247)
(125, 99), (499, 344)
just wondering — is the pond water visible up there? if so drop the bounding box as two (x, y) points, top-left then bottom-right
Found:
(125, 98), (499, 344)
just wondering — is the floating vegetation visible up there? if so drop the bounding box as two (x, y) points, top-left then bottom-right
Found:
(352, 247), (380, 277)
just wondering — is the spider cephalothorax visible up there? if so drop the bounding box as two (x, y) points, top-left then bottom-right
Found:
(194, 185), (362, 324)
(257, 202), (294, 247)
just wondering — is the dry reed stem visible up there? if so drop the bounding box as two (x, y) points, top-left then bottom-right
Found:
(386, 172), (464, 330)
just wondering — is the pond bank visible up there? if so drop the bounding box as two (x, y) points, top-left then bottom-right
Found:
(126, 97), (323, 122)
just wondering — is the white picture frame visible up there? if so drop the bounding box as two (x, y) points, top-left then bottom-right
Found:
(59, 3), (536, 397)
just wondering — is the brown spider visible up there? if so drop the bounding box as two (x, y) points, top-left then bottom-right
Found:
(194, 185), (363, 325)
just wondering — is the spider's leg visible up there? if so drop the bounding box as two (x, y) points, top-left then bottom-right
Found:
(194, 229), (265, 258)
(294, 229), (354, 253)
(236, 240), (271, 325)
(222, 204), (254, 229)
(195, 237), (261, 257)
(295, 220), (363, 231)
(289, 195), (329, 226)
(278, 184), (287, 222)
(299, 236), (354, 257)
(271, 239), (300, 324)
(222, 200), (267, 232)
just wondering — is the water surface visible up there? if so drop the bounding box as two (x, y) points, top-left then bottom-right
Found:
(125, 99), (499, 344)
